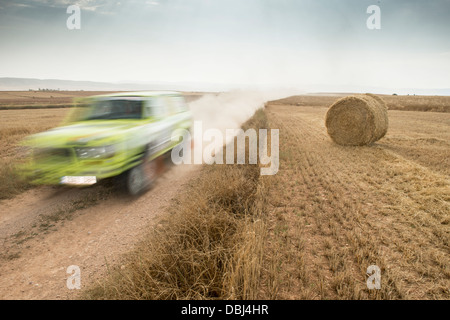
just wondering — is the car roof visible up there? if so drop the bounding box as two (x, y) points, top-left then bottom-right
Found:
(91, 91), (181, 99)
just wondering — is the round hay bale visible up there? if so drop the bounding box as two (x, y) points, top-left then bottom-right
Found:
(325, 94), (388, 146)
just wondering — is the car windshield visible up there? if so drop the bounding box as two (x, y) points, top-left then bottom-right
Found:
(85, 98), (143, 120)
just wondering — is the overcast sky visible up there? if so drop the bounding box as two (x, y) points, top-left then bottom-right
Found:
(0, 0), (449, 91)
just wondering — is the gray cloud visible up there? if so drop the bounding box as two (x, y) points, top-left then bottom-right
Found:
(0, 0), (449, 91)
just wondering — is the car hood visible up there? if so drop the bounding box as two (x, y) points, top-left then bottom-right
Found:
(24, 120), (141, 148)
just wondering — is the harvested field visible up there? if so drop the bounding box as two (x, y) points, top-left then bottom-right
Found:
(274, 94), (450, 113)
(0, 92), (448, 300)
(260, 100), (449, 299)
(0, 91), (114, 109)
(0, 91), (204, 109)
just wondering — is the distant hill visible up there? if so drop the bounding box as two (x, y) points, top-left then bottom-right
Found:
(299, 84), (450, 96)
(0, 77), (449, 96)
(0, 77), (116, 91)
(0, 77), (226, 92)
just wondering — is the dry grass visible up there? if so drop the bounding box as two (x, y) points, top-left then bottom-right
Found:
(0, 108), (69, 199)
(82, 109), (270, 300)
(379, 111), (450, 176)
(259, 99), (449, 299)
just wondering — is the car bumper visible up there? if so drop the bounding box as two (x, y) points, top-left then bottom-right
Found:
(20, 155), (141, 185)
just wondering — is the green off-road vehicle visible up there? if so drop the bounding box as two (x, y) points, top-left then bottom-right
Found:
(20, 91), (192, 195)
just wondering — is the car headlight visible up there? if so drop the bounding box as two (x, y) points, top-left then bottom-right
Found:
(75, 145), (115, 159)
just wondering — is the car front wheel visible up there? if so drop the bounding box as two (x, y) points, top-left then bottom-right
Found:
(126, 157), (157, 196)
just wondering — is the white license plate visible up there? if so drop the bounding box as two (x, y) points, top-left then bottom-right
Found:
(61, 176), (97, 185)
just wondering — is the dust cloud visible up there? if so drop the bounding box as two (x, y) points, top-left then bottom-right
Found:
(185, 89), (300, 164)
(189, 88), (300, 135)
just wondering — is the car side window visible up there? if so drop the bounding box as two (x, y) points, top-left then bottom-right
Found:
(169, 95), (188, 113)
(163, 96), (176, 115)
(144, 97), (167, 118)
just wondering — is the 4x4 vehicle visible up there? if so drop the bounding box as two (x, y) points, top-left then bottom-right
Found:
(20, 91), (192, 195)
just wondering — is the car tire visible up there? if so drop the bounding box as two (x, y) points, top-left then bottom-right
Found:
(126, 154), (158, 196)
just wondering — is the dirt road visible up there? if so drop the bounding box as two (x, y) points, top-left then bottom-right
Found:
(0, 163), (201, 299)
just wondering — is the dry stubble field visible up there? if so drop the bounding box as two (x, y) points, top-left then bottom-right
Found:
(260, 97), (449, 299)
(0, 92), (448, 299)
(0, 90), (206, 109)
